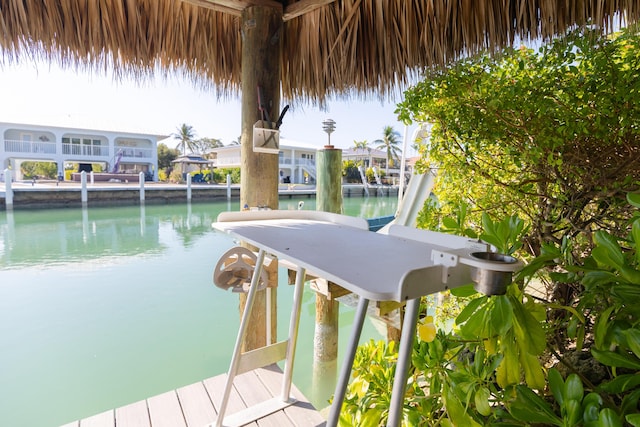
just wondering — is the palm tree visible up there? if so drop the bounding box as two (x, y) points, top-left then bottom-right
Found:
(173, 123), (197, 155)
(373, 126), (402, 174)
(352, 140), (370, 167)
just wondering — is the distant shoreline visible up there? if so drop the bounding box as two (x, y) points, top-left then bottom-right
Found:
(1, 181), (398, 210)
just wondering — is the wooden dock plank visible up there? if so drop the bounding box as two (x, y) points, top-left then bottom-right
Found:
(147, 390), (187, 427)
(233, 370), (295, 427)
(176, 381), (216, 427)
(115, 400), (150, 427)
(255, 365), (327, 427)
(67, 370), (325, 427)
(203, 374), (259, 427)
(79, 409), (114, 427)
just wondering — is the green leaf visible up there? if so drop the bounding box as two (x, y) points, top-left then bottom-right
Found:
(621, 388), (640, 416)
(598, 408), (623, 427)
(475, 386), (492, 416)
(583, 402), (601, 423)
(511, 296), (546, 354)
(497, 340), (520, 387)
(443, 383), (482, 427)
(611, 284), (640, 300)
(360, 408), (385, 427)
(632, 220), (640, 264)
(626, 414), (640, 427)
(564, 374), (584, 402)
(548, 368), (565, 405)
(509, 386), (562, 426)
(620, 266), (640, 284)
(564, 399), (582, 426)
(591, 348), (640, 370)
(624, 329), (640, 358)
(627, 193), (640, 209)
(599, 374), (640, 393)
(455, 296), (486, 325)
(491, 295), (513, 336)
(593, 231), (625, 269)
(583, 392), (604, 423)
(583, 271), (622, 288)
(450, 283), (478, 297)
(582, 392), (603, 408)
(595, 306), (616, 349)
(520, 351), (546, 390)
(442, 216), (460, 230)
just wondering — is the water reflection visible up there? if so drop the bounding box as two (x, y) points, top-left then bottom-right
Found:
(0, 200), (267, 268)
(0, 196), (398, 269)
(0, 206), (165, 268)
(0, 197), (398, 427)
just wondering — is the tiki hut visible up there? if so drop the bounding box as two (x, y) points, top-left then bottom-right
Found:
(2, 1), (640, 353)
(1, 1), (638, 104)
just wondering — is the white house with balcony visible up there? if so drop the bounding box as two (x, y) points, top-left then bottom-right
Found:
(208, 138), (318, 184)
(1, 121), (164, 182)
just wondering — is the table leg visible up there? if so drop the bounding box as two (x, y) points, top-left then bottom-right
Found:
(214, 249), (266, 427)
(280, 266), (306, 400)
(387, 297), (420, 427)
(326, 296), (370, 427)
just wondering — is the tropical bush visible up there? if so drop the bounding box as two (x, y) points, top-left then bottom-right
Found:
(366, 167), (385, 184)
(168, 168), (183, 183)
(20, 161), (57, 179)
(213, 167), (240, 184)
(340, 27), (640, 426)
(157, 168), (168, 182)
(343, 160), (361, 183)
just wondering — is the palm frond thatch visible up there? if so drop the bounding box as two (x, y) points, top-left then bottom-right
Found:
(0, 0), (638, 104)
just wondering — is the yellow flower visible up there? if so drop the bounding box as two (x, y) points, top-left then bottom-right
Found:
(418, 316), (437, 342)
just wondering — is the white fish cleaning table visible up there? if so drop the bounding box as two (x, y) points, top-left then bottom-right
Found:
(211, 210), (520, 427)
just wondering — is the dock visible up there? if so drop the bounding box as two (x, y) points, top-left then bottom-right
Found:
(60, 365), (326, 427)
(1, 181), (397, 209)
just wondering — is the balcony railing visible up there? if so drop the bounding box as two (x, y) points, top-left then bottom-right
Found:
(62, 143), (110, 157)
(295, 158), (315, 167)
(115, 147), (153, 159)
(213, 157), (241, 167)
(4, 139), (57, 154)
(3, 139), (155, 162)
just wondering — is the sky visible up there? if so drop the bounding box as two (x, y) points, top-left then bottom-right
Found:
(0, 59), (421, 154)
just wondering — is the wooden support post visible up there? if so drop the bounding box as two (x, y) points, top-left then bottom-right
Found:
(316, 147), (343, 214)
(313, 147), (343, 394)
(238, 4), (283, 352)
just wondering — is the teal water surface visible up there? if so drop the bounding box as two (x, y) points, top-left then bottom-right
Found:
(0, 196), (397, 427)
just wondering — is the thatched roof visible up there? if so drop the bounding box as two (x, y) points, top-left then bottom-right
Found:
(1, 0), (639, 104)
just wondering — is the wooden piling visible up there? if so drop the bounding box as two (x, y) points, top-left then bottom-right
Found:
(316, 147), (343, 214)
(238, 4), (283, 352)
(313, 147), (343, 391)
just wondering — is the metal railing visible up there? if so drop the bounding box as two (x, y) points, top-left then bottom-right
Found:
(115, 147), (153, 159)
(62, 144), (110, 157)
(213, 157), (241, 167)
(4, 139), (57, 154)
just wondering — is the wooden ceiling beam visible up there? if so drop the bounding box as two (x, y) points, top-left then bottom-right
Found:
(182, 0), (338, 21)
(181, 0), (242, 15)
(283, 0), (338, 21)
(182, 0), (284, 16)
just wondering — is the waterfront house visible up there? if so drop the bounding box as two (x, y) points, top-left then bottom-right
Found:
(343, 147), (411, 185)
(207, 138), (318, 184)
(342, 146), (388, 170)
(0, 121), (165, 182)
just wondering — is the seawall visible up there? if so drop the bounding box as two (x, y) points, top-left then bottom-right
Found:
(1, 182), (398, 210)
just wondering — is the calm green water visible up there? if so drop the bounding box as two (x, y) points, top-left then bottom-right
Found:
(0, 196), (397, 427)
